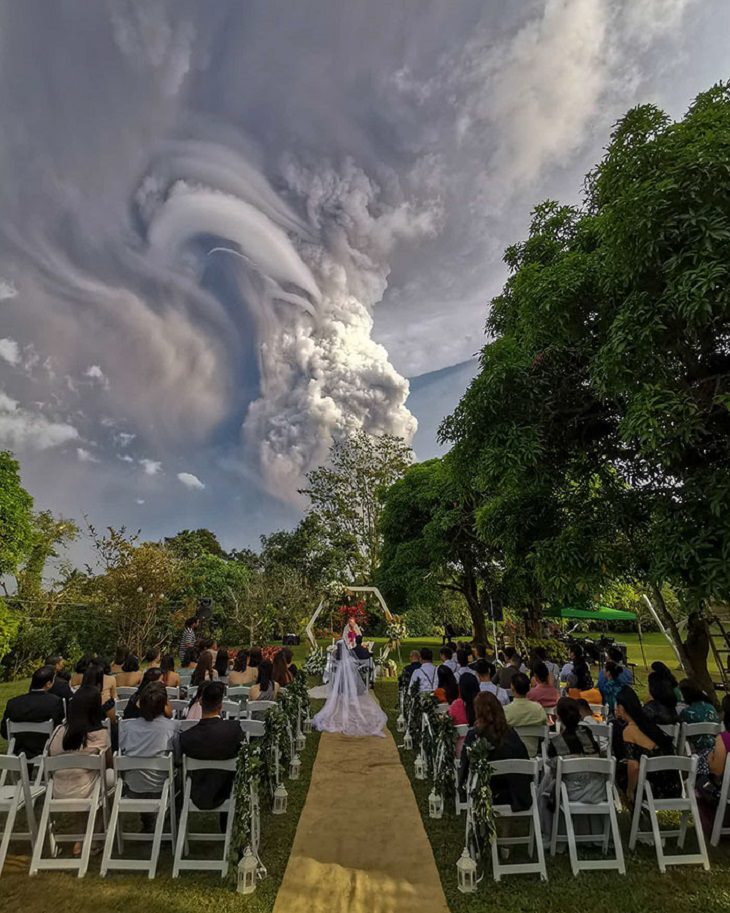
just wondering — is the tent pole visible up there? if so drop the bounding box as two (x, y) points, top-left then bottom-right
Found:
(636, 616), (649, 671)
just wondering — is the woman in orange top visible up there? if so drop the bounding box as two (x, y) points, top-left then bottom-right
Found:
(434, 664), (459, 705)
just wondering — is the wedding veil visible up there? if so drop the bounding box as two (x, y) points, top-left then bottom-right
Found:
(312, 640), (387, 737)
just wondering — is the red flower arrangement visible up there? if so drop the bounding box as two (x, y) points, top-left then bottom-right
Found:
(334, 600), (369, 632)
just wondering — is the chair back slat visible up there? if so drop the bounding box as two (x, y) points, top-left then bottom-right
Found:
(114, 752), (173, 772)
(6, 720), (55, 737)
(240, 719), (266, 738)
(44, 752), (106, 773)
(557, 756), (614, 777)
(184, 756), (237, 773)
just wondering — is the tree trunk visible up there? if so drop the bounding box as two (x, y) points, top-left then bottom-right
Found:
(647, 583), (696, 677)
(684, 611), (717, 705)
(462, 570), (489, 645)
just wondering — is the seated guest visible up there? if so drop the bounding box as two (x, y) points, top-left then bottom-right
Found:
(282, 647), (298, 677)
(496, 648), (524, 692)
(576, 698), (608, 752)
(439, 647), (458, 675)
(272, 650), (293, 687)
(527, 662), (560, 709)
(459, 692), (530, 809)
(180, 647), (198, 670)
(679, 678), (719, 762)
(123, 668), (164, 719)
(410, 648), (438, 693)
(116, 654), (144, 688)
(642, 673), (679, 725)
(70, 654), (94, 689)
(144, 646), (161, 669)
(613, 687), (679, 804)
(566, 656), (602, 707)
(400, 650), (422, 689)
(227, 650), (250, 686)
(119, 682), (178, 832)
(504, 673), (547, 755)
(433, 664), (459, 705)
(215, 648), (230, 684)
(530, 647), (560, 688)
(560, 645), (583, 683)
(110, 646), (129, 674)
(598, 662), (624, 715)
(454, 649), (477, 683)
(190, 649), (218, 690)
(241, 647), (262, 686)
(160, 654), (181, 689)
(469, 642), (496, 669)
(353, 635), (371, 661)
(249, 659), (280, 703)
(180, 681), (244, 811)
(47, 685), (113, 857)
(475, 660), (510, 706)
(598, 647), (632, 690)
(448, 673), (480, 727)
(652, 661), (683, 703)
(1, 665), (64, 757)
(708, 695), (730, 777)
(81, 663), (117, 720)
(46, 655), (73, 701)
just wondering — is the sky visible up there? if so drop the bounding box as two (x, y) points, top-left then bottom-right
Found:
(0, 0), (728, 558)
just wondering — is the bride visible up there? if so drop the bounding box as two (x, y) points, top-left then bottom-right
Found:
(312, 640), (387, 737)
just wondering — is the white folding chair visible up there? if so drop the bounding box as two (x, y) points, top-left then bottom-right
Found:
(165, 686), (180, 701)
(5, 721), (55, 785)
(679, 722), (721, 757)
(226, 686), (251, 704)
(484, 758), (547, 881)
(628, 754), (710, 871)
(658, 724), (680, 751)
(115, 698), (128, 717)
(453, 724), (469, 815)
(245, 700), (277, 719)
(589, 704), (608, 722)
(30, 752), (113, 878)
(0, 753), (46, 875)
(116, 687), (137, 700)
(513, 725), (548, 759)
(240, 719), (266, 741)
(169, 699), (190, 719)
(551, 756), (625, 875)
(101, 753), (176, 879)
(172, 756), (237, 878)
(711, 752), (730, 846)
(221, 700), (241, 720)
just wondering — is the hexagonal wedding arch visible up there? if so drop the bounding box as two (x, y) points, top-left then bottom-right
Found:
(304, 585), (394, 650)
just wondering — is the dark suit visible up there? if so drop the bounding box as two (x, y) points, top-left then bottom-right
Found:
(353, 645), (371, 660)
(1, 689), (64, 757)
(49, 677), (73, 702)
(179, 717), (244, 809)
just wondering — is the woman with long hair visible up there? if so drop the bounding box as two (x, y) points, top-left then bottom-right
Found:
(122, 667), (163, 720)
(227, 649), (249, 686)
(250, 659), (279, 702)
(458, 692), (530, 809)
(47, 685), (113, 856)
(448, 672), (480, 727)
(272, 650), (293, 687)
(190, 649), (217, 688)
(282, 647), (298, 676)
(652, 661), (682, 702)
(434, 664), (459, 705)
(643, 672), (679, 725)
(214, 648), (230, 683)
(242, 647), (262, 685)
(679, 678), (719, 764)
(111, 646), (129, 674)
(159, 654), (180, 688)
(116, 654), (143, 688)
(614, 686), (679, 803)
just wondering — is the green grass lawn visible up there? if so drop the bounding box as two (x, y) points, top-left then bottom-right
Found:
(376, 679), (730, 913)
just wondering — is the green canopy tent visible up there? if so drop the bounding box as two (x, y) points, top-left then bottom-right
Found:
(544, 604), (648, 669)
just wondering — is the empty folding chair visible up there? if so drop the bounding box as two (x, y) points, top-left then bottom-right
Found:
(101, 753), (176, 879)
(711, 752), (730, 846)
(30, 752), (113, 878)
(513, 725), (548, 759)
(245, 700), (277, 720)
(165, 686), (180, 701)
(483, 758), (547, 881)
(551, 756), (625, 875)
(226, 686), (251, 706)
(5, 720), (55, 785)
(172, 756), (237, 878)
(240, 719), (266, 742)
(0, 753), (46, 875)
(221, 700), (241, 720)
(628, 754), (710, 872)
(116, 687), (137, 700)
(679, 722), (721, 757)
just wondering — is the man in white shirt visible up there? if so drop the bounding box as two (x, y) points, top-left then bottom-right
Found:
(454, 649), (478, 683)
(438, 647), (459, 675)
(475, 660), (510, 705)
(409, 648), (438, 693)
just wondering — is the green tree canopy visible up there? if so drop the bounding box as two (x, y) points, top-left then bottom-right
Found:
(0, 451), (33, 578)
(164, 528), (227, 561)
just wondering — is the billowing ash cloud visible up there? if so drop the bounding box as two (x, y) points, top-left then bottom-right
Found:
(0, 0), (717, 515)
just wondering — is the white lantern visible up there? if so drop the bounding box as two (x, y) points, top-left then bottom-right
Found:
(396, 713), (406, 732)
(273, 783), (289, 815)
(403, 730), (413, 750)
(289, 755), (301, 780)
(456, 848), (478, 894)
(428, 789), (444, 819)
(296, 732), (306, 753)
(303, 717), (312, 734)
(236, 847), (258, 895)
(414, 752), (427, 780)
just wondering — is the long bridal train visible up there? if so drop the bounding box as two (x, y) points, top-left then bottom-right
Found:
(312, 641), (387, 737)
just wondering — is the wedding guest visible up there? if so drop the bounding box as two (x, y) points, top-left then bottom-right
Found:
(227, 650), (250, 686)
(272, 650), (293, 687)
(353, 635), (371, 661)
(679, 679), (719, 761)
(496, 648), (524, 692)
(652, 662), (683, 703)
(469, 642), (496, 669)
(598, 662), (625, 715)
(81, 663), (117, 721)
(598, 647), (632, 690)
(504, 673), (547, 755)
(434, 665), (459, 705)
(47, 685), (113, 857)
(454, 649), (477, 683)
(249, 660), (280, 709)
(123, 668), (164, 719)
(439, 647), (458, 675)
(566, 654), (602, 707)
(190, 650), (218, 688)
(110, 646), (129, 674)
(215, 648), (230, 684)
(708, 695), (730, 777)
(116, 654), (144, 688)
(282, 647), (298, 676)
(1, 665), (64, 757)
(46, 655), (74, 702)
(448, 672), (480, 727)
(180, 681), (244, 812)
(180, 647), (198, 671)
(475, 660), (510, 705)
(530, 647), (560, 688)
(119, 682), (178, 832)
(400, 651), (422, 689)
(527, 662), (560, 709)
(642, 672), (679, 725)
(458, 692), (531, 809)
(410, 648), (438, 693)
(70, 654), (94, 689)
(160, 654), (181, 690)
(179, 616), (200, 662)
(144, 646), (161, 669)
(242, 647), (262, 685)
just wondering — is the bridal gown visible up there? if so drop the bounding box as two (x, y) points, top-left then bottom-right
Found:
(312, 641), (387, 737)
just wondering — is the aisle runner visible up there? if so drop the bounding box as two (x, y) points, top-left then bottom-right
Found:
(273, 727), (450, 913)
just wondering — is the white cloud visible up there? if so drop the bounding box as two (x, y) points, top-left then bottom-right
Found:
(135, 497), (145, 504)
(0, 279), (17, 300)
(76, 447), (100, 463)
(115, 431), (136, 446)
(117, 453), (134, 462)
(0, 338), (21, 366)
(177, 471), (205, 490)
(0, 390), (79, 450)
(84, 365), (109, 388)
(139, 458), (162, 475)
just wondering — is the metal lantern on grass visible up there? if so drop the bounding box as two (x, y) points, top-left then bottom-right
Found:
(296, 732), (306, 753)
(428, 789), (444, 819)
(303, 717), (312, 734)
(456, 848), (478, 894)
(289, 754), (301, 780)
(414, 751), (427, 780)
(237, 848), (258, 895)
(396, 713), (406, 732)
(273, 783), (289, 815)
(403, 730), (413, 750)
